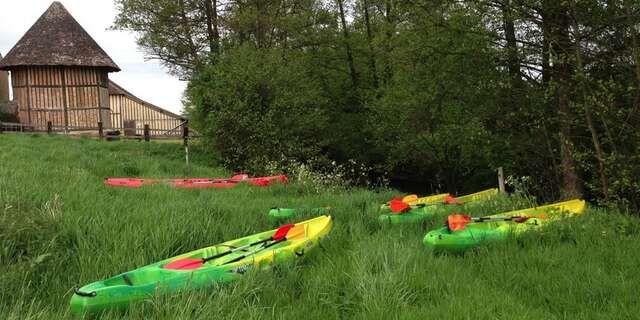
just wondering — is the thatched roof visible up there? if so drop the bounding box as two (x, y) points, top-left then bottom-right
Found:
(0, 2), (120, 72)
(108, 80), (184, 120)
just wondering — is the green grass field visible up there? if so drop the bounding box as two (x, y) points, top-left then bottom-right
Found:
(1, 134), (639, 319)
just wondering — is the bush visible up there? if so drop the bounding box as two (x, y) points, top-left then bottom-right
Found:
(187, 46), (330, 175)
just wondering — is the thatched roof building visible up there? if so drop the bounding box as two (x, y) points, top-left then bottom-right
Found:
(0, 1), (119, 72)
(0, 2), (117, 130)
(0, 1), (183, 135)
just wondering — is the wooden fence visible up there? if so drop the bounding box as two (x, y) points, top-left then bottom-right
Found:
(0, 120), (195, 143)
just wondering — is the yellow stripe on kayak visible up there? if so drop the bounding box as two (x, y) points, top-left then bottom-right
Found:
(233, 215), (333, 268)
(456, 188), (499, 203)
(409, 193), (450, 205)
(488, 199), (586, 219)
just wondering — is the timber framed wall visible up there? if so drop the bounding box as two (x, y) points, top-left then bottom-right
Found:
(10, 66), (110, 130)
(0, 54), (8, 103)
(108, 81), (184, 135)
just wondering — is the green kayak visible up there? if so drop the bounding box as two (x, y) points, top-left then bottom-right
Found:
(379, 188), (498, 224)
(423, 199), (586, 253)
(268, 207), (331, 220)
(70, 216), (332, 314)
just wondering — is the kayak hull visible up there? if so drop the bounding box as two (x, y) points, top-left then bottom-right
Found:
(104, 175), (288, 188)
(268, 207), (331, 220)
(70, 215), (332, 314)
(378, 206), (436, 224)
(423, 199), (586, 253)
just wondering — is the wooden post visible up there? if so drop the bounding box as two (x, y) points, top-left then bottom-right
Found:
(183, 124), (189, 147)
(183, 123), (189, 169)
(26, 69), (32, 126)
(498, 167), (506, 194)
(98, 122), (103, 139)
(47, 121), (52, 134)
(59, 68), (69, 133)
(0, 122), (3, 134)
(143, 124), (150, 142)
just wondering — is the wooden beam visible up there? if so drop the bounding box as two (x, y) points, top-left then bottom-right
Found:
(59, 67), (69, 132)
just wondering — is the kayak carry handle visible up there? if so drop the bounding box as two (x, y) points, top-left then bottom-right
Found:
(74, 288), (97, 297)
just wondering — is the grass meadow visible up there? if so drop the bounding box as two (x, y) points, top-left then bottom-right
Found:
(1, 134), (639, 319)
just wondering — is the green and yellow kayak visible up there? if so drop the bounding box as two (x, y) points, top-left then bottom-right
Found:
(268, 207), (331, 220)
(379, 189), (499, 224)
(380, 193), (449, 211)
(70, 216), (333, 314)
(423, 199), (586, 253)
(454, 188), (499, 203)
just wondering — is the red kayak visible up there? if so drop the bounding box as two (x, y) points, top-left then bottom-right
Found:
(104, 174), (288, 188)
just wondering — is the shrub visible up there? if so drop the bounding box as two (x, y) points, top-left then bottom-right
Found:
(187, 46), (330, 175)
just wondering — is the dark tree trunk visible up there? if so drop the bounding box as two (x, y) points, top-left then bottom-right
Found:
(569, 0), (609, 199)
(501, 0), (522, 89)
(363, 0), (379, 88)
(256, 0), (266, 48)
(337, 0), (359, 89)
(203, 0), (220, 54)
(546, 1), (581, 198)
(622, 0), (640, 134)
(179, 0), (198, 63)
(383, 0), (394, 84)
(541, 3), (551, 85)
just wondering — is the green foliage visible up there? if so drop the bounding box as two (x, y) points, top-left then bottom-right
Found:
(187, 46), (330, 174)
(116, 0), (640, 206)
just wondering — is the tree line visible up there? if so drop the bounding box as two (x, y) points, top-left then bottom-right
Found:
(114, 0), (640, 208)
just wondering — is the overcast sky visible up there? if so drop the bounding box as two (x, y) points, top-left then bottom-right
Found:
(0, 0), (186, 114)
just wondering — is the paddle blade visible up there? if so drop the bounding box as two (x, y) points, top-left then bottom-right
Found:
(447, 214), (473, 231)
(402, 194), (419, 203)
(164, 258), (204, 270)
(389, 199), (411, 213)
(272, 224), (296, 241)
(444, 195), (464, 205)
(285, 224), (306, 240)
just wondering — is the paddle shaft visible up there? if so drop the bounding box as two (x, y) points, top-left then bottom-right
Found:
(412, 200), (445, 208)
(219, 237), (286, 265)
(470, 215), (540, 223)
(202, 237), (273, 263)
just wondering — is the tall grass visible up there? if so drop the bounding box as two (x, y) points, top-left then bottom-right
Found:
(0, 134), (638, 319)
